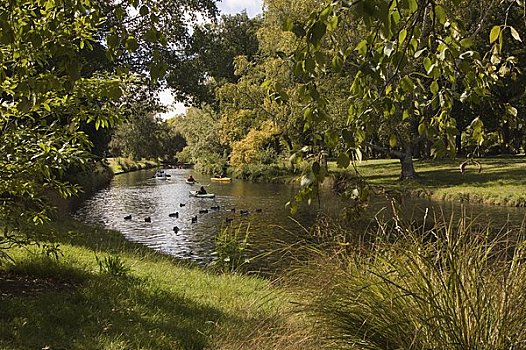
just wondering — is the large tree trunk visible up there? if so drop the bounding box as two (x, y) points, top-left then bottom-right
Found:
(398, 144), (417, 180)
(366, 142), (417, 180)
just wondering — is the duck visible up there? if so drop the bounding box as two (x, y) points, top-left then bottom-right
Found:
(144, 217), (151, 222)
(168, 212), (179, 218)
(124, 215), (132, 220)
(225, 217), (234, 223)
(199, 209), (209, 214)
(240, 210), (250, 215)
(210, 205), (220, 210)
(191, 215), (197, 223)
(173, 226), (179, 233)
(179, 203), (186, 207)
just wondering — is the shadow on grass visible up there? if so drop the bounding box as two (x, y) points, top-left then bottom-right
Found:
(359, 158), (526, 189)
(0, 219), (237, 349)
(0, 263), (233, 350)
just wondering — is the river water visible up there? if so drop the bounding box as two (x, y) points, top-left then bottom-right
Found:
(74, 168), (526, 266)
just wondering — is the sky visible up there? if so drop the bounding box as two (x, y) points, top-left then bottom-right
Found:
(217, 0), (263, 19)
(158, 0), (263, 118)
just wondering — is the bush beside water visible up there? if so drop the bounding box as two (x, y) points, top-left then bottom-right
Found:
(298, 210), (526, 349)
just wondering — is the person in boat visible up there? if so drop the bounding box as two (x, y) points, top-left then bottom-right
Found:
(187, 175), (195, 182)
(197, 186), (207, 195)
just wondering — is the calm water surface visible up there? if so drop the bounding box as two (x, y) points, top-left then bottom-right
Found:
(74, 168), (526, 265)
(74, 168), (339, 264)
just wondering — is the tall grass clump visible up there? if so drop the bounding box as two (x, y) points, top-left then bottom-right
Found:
(303, 210), (526, 349)
(211, 222), (251, 273)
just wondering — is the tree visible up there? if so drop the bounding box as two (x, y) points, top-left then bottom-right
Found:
(165, 12), (262, 106)
(172, 106), (227, 174)
(0, 0), (126, 256)
(284, 0), (525, 184)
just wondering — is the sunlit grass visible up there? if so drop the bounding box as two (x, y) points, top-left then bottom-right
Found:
(330, 157), (526, 206)
(0, 220), (319, 350)
(107, 157), (159, 174)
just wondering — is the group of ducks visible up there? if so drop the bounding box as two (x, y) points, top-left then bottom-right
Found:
(123, 204), (263, 233)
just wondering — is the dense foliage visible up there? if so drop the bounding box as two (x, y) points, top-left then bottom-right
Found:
(0, 0), (218, 258)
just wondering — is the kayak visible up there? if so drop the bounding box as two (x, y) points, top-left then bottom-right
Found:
(189, 190), (215, 198)
(210, 177), (231, 182)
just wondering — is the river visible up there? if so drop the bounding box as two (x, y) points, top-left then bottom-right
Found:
(74, 168), (526, 266)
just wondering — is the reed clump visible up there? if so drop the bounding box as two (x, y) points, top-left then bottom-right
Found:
(301, 210), (526, 349)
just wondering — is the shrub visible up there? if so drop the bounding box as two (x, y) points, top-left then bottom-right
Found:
(211, 223), (251, 273)
(96, 255), (131, 277)
(303, 211), (526, 349)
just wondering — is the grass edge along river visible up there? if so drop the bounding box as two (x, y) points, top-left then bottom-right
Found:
(0, 219), (322, 350)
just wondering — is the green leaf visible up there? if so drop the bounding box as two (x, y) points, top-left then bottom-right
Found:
(434, 5), (446, 24)
(400, 75), (414, 93)
(510, 26), (522, 42)
(489, 26), (501, 44)
(430, 80), (439, 95)
(106, 35), (119, 48)
(423, 57), (432, 73)
(125, 37), (139, 52)
(114, 6), (125, 20)
(407, 0), (418, 12)
(389, 135), (397, 148)
(398, 29), (407, 44)
(506, 104), (518, 117)
(327, 16), (339, 32)
(418, 123), (427, 136)
(139, 5), (149, 16)
(332, 55), (343, 72)
(303, 107), (314, 120)
(292, 23), (306, 37)
(309, 22), (327, 46)
(460, 38), (474, 48)
(355, 40), (367, 55)
(342, 129), (353, 144)
(144, 29), (158, 43)
(282, 17), (293, 32)
(337, 152), (350, 168)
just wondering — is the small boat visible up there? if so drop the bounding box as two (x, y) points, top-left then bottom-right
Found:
(154, 170), (170, 180)
(185, 179), (195, 185)
(189, 190), (215, 198)
(210, 177), (231, 183)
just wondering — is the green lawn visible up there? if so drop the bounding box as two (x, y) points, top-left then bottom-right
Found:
(336, 157), (526, 206)
(0, 220), (318, 350)
(107, 157), (159, 174)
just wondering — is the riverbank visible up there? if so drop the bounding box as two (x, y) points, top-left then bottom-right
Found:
(107, 157), (159, 175)
(349, 157), (526, 207)
(0, 219), (320, 350)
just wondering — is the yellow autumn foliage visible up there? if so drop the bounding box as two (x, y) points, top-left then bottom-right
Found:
(229, 121), (279, 167)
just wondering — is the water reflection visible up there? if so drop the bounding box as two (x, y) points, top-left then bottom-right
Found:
(74, 168), (334, 264)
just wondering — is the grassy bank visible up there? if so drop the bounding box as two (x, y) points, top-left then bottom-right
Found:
(0, 220), (319, 350)
(107, 157), (159, 175)
(334, 157), (526, 206)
